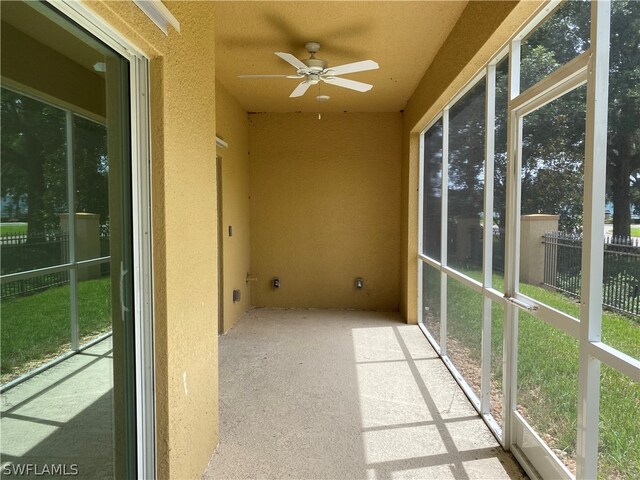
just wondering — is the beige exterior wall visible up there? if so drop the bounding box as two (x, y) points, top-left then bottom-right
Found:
(249, 112), (402, 311)
(216, 81), (252, 332)
(400, 1), (543, 323)
(82, 2), (219, 479)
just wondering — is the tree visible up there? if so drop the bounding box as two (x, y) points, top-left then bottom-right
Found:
(606, 0), (640, 237)
(513, 0), (590, 233)
(518, 0), (640, 237)
(423, 120), (443, 259)
(74, 116), (109, 227)
(1, 88), (110, 239)
(1, 89), (67, 238)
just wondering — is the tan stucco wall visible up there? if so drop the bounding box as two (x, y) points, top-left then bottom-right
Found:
(82, 2), (219, 479)
(400, 0), (542, 323)
(215, 81), (252, 332)
(249, 112), (402, 311)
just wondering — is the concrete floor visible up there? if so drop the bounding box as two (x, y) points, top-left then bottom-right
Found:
(0, 337), (114, 479)
(203, 309), (527, 480)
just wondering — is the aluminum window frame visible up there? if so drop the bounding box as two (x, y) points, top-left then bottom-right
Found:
(416, 1), (640, 479)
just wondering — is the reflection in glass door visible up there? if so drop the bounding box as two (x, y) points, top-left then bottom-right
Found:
(0, 1), (137, 478)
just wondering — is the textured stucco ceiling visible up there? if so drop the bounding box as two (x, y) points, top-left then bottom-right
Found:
(215, 1), (468, 113)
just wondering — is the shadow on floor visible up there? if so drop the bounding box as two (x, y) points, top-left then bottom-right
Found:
(1, 340), (114, 479)
(203, 309), (527, 480)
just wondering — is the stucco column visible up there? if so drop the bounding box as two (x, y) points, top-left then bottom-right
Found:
(519, 214), (559, 285)
(59, 212), (101, 280)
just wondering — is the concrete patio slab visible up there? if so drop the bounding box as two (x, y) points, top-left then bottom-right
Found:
(203, 309), (527, 480)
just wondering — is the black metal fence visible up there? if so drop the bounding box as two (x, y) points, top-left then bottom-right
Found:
(1, 232), (70, 299)
(1, 231), (110, 299)
(543, 232), (640, 317)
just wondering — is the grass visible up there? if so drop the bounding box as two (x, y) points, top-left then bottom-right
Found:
(423, 267), (640, 479)
(0, 223), (27, 236)
(1, 276), (112, 382)
(631, 226), (640, 237)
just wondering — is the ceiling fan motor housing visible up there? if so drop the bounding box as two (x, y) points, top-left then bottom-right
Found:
(302, 57), (328, 72)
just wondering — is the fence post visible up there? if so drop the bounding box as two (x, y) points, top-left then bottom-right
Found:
(520, 214), (560, 285)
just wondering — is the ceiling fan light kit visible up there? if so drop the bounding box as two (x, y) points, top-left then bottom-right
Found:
(239, 42), (378, 99)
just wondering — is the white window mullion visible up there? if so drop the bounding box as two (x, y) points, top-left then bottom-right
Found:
(440, 109), (450, 355)
(418, 131), (426, 329)
(481, 63), (497, 417)
(418, 133), (426, 258)
(503, 37), (521, 449)
(66, 110), (79, 351)
(576, 2), (611, 479)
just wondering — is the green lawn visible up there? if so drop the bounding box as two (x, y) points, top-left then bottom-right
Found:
(425, 269), (640, 479)
(0, 223), (28, 236)
(631, 226), (640, 237)
(1, 276), (112, 382)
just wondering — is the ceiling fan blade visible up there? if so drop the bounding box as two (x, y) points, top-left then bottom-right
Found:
(275, 52), (308, 71)
(238, 74), (305, 79)
(326, 60), (379, 76)
(238, 74), (289, 78)
(322, 77), (373, 93)
(290, 81), (311, 98)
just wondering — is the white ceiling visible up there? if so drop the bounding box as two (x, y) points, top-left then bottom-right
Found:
(214, 1), (469, 113)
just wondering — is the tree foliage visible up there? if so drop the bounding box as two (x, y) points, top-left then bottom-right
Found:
(423, 0), (640, 269)
(1, 89), (67, 236)
(1, 88), (109, 239)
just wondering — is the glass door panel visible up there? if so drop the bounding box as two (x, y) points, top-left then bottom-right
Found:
(447, 79), (485, 274)
(0, 90), (69, 274)
(598, 364), (640, 479)
(518, 85), (587, 318)
(517, 311), (579, 476)
(512, 84), (587, 479)
(422, 119), (443, 261)
(446, 278), (483, 402)
(489, 301), (504, 428)
(420, 262), (441, 347)
(519, 0), (590, 93)
(0, 2), (136, 478)
(599, 0), (640, 361)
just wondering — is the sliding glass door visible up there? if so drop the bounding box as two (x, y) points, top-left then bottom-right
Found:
(0, 1), (149, 478)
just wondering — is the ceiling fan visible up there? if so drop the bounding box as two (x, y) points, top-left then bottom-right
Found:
(239, 42), (379, 98)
